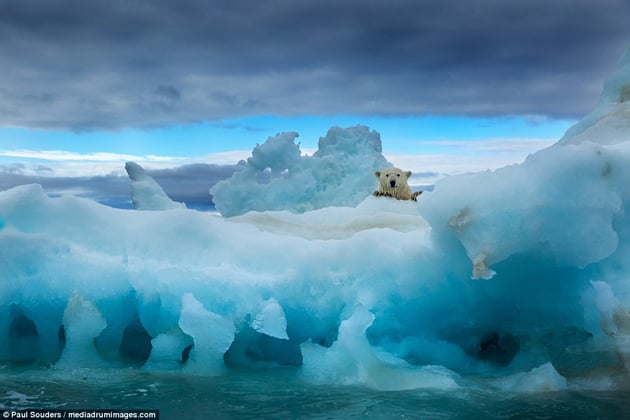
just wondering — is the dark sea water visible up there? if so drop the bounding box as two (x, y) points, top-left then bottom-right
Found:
(2, 367), (630, 419)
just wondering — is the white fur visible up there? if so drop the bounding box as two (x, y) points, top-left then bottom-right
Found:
(373, 168), (422, 201)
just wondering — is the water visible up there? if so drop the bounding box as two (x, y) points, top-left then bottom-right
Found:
(2, 367), (630, 419)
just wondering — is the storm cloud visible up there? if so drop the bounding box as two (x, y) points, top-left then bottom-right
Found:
(1, 0), (629, 130)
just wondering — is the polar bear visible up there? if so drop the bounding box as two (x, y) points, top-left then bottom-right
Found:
(373, 168), (422, 201)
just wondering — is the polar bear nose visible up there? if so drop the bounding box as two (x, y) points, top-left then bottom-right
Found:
(389, 180), (397, 188)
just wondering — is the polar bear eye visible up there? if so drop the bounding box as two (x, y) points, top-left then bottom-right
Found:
(385, 174), (390, 177)
(396, 174), (400, 177)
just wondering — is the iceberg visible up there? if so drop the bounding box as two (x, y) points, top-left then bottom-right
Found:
(210, 125), (392, 217)
(2, 49), (630, 393)
(125, 161), (186, 210)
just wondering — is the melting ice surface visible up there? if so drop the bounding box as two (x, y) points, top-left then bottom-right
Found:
(2, 50), (630, 399)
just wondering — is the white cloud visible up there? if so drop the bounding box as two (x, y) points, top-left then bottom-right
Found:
(413, 137), (557, 154)
(0, 150), (150, 162)
(385, 137), (556, 185)
(0, 149), (251, 178)
(197, 150), (251, 165)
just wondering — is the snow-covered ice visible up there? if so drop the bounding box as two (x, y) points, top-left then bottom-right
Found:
(2, 49), (630, 393)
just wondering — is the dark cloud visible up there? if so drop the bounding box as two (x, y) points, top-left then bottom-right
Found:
(210, 122), (267, 133)
(1, 0), (629, 130)
(154, 86), (181, 101)
(147, 163), (238, 207)
(0, 163), (238, 210)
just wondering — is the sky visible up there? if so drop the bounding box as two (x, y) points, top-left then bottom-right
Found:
(1, 0), (630, 205)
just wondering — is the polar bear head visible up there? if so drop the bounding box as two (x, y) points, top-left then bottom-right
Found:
(373, 167), (420, 201)
(375, 168), (412, 190)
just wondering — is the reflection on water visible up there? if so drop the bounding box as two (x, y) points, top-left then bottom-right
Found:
(1, 367), (630, 419)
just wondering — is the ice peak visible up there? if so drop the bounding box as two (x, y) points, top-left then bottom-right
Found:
(125, 161), (186, 211)
(558, 46), (630, 146)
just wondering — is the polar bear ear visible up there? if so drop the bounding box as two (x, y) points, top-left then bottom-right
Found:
(374, 171), (381, 178)
(405, 171), (412, 178)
